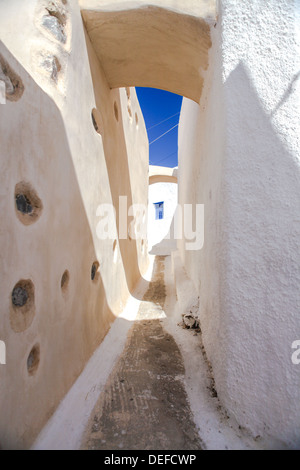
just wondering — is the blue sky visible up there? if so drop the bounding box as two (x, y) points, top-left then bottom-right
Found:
(136, 87), (182, 168)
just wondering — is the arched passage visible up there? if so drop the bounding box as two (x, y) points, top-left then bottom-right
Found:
(80, 1), (215, 102)
(149, 165), (178, 185)
(80, 1), (215, 289)
(149, 174), (178, 185)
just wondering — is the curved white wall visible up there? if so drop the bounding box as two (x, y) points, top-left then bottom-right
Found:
(0, 0), (149, 448)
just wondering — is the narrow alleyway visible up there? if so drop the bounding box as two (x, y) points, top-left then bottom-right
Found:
(32, 252), (259, 450)
(81, 256), (203, 450)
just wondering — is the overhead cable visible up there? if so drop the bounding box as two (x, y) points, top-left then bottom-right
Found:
(146, 112), (180, 131)
(149, 124), (179, 145)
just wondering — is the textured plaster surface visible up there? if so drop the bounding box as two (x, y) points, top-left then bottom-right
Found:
(178, 0), (300, 448)
(1, 0), (299, 450)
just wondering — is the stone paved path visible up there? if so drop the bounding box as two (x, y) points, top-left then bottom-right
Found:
(81, 256), (202, 450)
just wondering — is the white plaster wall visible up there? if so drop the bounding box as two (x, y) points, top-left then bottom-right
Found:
(148, 183), (178, 254)
(178, 0), (300, 448)
(148, 182), (178, 254)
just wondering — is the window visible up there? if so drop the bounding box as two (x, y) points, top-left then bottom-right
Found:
(154, 201), (164, 220)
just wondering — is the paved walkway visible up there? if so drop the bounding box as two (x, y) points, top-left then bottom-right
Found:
(81, 256), (202, 450)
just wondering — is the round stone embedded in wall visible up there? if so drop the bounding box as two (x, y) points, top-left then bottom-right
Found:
(27, 344), (40, 376)
(0, 54), (24, 102)
(91, 261), (100, 282)
(15, 194), (33, 215)
(39, 54), (61, 83)
(41, 3), (67, 45)
(10, 279), (35, 333)
(12, 285), (28, 307)
(15, 182), (43, 225)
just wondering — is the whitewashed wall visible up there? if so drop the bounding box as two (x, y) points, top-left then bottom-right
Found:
(178, 0), (300, 448)
(148, 182), (178, 254)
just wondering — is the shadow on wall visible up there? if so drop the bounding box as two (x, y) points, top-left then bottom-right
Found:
(212, 61), (300, 446)
(270, 70), (300, 118)
(0, 43), (115, 449)
(83, 31), (146, 300)
(101, 96), (144, 295)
